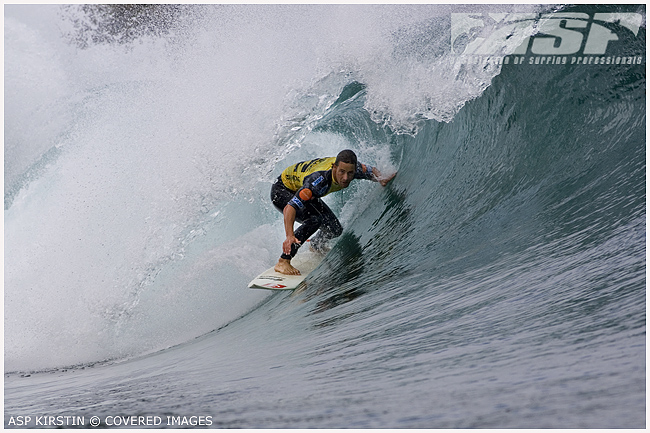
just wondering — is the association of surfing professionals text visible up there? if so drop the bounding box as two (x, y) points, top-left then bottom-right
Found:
(450, 11), (644, 66)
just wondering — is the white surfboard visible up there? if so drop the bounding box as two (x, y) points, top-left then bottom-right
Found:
(248, 250), (323, 290)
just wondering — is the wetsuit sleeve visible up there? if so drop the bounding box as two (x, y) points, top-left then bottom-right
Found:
(288, 186), (312, 211)
(355, 162), (377, 181)
(287, 171), (327, 211)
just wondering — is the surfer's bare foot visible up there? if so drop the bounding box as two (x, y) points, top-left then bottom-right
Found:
(275, 258), (301, 275)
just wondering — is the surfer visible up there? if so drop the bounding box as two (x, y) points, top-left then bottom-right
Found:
(271, 149), (396, 275)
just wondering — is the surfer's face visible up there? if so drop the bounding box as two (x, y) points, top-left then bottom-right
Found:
(333, 161), (355, 188)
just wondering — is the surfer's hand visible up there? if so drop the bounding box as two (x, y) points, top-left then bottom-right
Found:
(283, 235), (301, 255)
(379, 172), (396, 186)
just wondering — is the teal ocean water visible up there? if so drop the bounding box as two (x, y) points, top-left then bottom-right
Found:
(5, 4), (645, 428)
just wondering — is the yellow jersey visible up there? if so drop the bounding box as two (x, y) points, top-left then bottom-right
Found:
(281, 157), (337, 192)
(279, 156), (375, 210)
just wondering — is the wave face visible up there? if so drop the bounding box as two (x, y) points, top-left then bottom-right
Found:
(5, 4), (645, 429)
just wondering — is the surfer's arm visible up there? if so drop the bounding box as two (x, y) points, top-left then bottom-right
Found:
(282, 204), (301, 255)
(358, 163), (396, 186)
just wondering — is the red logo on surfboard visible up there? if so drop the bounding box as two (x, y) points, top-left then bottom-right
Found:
(263, 283), (287, 289)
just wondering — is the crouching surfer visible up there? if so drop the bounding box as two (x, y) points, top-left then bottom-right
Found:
(270, 149), (396, 275)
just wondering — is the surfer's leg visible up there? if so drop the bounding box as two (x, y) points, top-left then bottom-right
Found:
(271, 179), (314, 275)
(271, 181), (337, 259)
(286, 211), (322, 258)
(271, 181), (321, 259)
(275, 210), (320, 275)
(307, 200), (342, 252)
(282, 197), (338, 259)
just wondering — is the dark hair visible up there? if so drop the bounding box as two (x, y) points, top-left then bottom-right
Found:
(335, 149), (357, 166)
